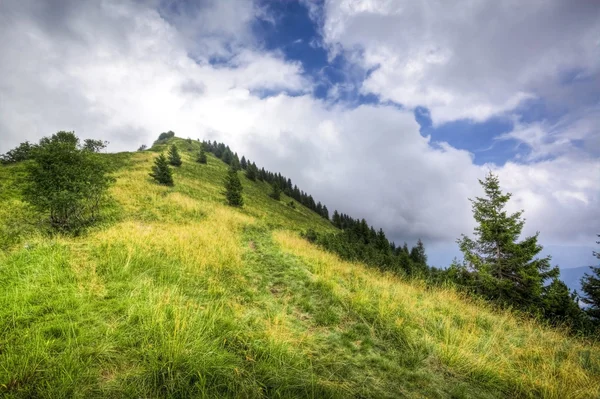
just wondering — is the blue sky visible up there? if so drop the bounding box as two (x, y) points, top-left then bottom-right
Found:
(250, 0), (594, 166)
(0, 0), (598, 270)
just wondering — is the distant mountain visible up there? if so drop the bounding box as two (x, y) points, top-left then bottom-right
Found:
(559, 266), (592, 293)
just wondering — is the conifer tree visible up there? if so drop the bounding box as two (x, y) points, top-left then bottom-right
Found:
(270, 181), (281, 201)
(224, 165), (243, 207)
(410, 239), (427, 266)
(240, 155), (247, 169)
(222, 148), (232, 165)
(581, 235), (600, 321)
(322, 205), (329, 220)
(168, 144), (182, 166)
(232, 153), (241, 171)
(150, 153), (174, 186)
(245, 162), (257, 181)
(197, 144), (207, 164)
(457, 172), (558, 310)
(332, 210), (341, 228)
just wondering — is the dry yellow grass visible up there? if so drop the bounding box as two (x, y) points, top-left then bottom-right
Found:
(274, 230), (600, 399)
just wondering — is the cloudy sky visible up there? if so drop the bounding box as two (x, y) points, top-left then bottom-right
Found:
(1, 0), (598, 269)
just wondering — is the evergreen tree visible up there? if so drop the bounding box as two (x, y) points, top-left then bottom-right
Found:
(222, 148), (233, 165)
(456, 172), (558, 310)
(197, 144), (207, 164)
(542, 278), (585, 326)
(270, 181), (281, 201)
(332, 210), (341, 228)
(410, 239), (427, 267)
(581, 235), (600, 321)
(224, 165), (243, 207)
(232, 153), (241, 171)
(150, 153), (174, 186)
(168, 144), (182, 166)
(240, 156), (247, 169)
(322, 205), (329, 220)
(245, 162), (257, 181)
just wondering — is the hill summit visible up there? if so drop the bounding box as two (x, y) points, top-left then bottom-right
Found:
(0, 136), (599, 398)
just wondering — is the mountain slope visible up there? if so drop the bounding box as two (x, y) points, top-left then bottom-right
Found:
(0, 138), (599, 398)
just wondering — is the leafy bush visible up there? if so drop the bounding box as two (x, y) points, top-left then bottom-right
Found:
(0, 141), (35, 164)
(22, 131), (113, 231)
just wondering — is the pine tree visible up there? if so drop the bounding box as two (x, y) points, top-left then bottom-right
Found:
(224, 165), (243, 207)
(542, 278), (585, 325)
(581, 235), (600, 321)
(410, 239), (427, 267)
(457, 172), (558, 310)
(197, 144), (207, 164)
(168, 144), (182, 166)
(232, 153), (241, 171)
(322, 205), (329, 220)
(332, 210), (341, 227)
(150, 153), (174, 186)
(222, 148), (232, 165)
(240, 156), (247, 170)
(270, 181), (281, 201)
(245, 162), (257, 181)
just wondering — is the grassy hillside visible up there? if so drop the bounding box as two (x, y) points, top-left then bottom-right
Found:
(1, 138), (599, 398)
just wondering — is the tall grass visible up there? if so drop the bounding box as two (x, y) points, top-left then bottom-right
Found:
(1, 139), (599, 398)
(274, 230), (600, 398)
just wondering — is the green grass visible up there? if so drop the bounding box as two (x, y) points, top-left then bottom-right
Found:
(1, 137), (599, 398)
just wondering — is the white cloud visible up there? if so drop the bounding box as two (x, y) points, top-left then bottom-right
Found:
(320, 0), (600, 124)
(0, 0), (597, 266)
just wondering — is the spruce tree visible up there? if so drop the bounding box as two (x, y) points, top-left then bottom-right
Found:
(240, 156), (247, 169)
(232, 153), (241, 171)
(168, 144), (182, 166)
(222, 148), (232, 165)
(197, 144), (207, 164)
(581, 235), (600, 321)
(410, 239), (427, 267)
(332, 210), (341, 227)
(224, 165), (243, 207)
(245, 162), (257, 181)
(150, 153), (174, 186)
(270, 181), (281, 201)
(457, 172), (558, 310)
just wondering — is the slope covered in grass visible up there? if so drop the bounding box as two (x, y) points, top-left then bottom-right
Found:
(1, 138), (599, 398)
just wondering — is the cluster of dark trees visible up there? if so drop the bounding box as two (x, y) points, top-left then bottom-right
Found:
(305, 213), (432, 278)
(201, 140), (330, 219)
(149, 144), (182, 186)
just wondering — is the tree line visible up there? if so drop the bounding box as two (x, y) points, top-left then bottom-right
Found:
(200, 140), (330, 219)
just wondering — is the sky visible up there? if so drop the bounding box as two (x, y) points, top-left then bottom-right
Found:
(0, 0), (598, 269)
